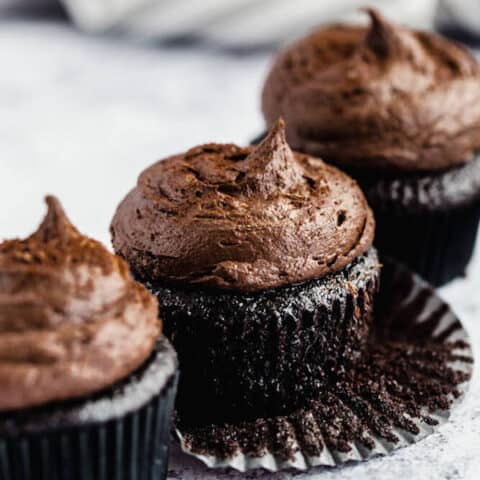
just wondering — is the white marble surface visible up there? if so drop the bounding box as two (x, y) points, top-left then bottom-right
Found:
(1, 18), (480, 480)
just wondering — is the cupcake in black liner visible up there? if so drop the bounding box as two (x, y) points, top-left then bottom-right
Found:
(260, 8), (480, 286)
(0, 196), (178, 480)
(110, 119), (379, 428)
(173, 256), (472, 472)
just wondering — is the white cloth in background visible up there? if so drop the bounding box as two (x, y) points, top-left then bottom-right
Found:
(0, 0), (53, 7)
(60, 0), (439, 47)
(4, 1), (480, 47)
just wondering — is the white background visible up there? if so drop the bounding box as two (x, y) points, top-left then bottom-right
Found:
(1, 18), (480, 480)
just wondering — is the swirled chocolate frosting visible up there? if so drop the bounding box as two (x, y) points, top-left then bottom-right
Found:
(262, 8), (480, 172)
(111, 119), (374, 292)
(0, 197), (160, 411)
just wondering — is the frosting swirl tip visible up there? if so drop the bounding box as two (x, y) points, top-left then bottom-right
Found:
(363, 7), (418, 61)
(238, 117), (305, 198)
(37, 195), (77, 242)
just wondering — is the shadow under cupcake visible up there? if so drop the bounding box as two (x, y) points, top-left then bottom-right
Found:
(110, 121), (472, 470)
(260, 8), (480, 286)
(0, 197), (178, 480)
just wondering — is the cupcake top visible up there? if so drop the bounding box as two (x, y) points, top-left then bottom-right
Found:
(262, 9), (480, 172)
(111, 119), (374, 292)
(0, 196), (160, 411)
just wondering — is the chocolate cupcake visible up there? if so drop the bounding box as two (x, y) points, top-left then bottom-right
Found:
(111, 119), (379, 427)
(261, 8), (480, 285)
(0, 196), (178, 480)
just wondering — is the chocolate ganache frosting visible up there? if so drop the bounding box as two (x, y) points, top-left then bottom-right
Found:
(111, 119), (374, 292)
(0, 196), (160, 411)
(262, 8), (480, 172)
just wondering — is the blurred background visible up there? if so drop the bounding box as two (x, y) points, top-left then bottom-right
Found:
(1, 0), (480, 246)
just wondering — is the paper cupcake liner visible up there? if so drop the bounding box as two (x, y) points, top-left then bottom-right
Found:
(175, 258), (473, 472)
(372, 200), (480, 286)
(0, 337), (178, 480)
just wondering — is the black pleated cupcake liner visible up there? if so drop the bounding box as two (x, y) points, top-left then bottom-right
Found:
(372, 199), (480, 286)
(0, 377), (177, 480)
(173, 257), (473, 472)
(0, 337), (178, 480)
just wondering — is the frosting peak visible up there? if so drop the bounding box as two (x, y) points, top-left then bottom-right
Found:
(0, 197), (160, 411)
(363, 8), (419, 62)
(111, 121), (374, 292)
(262, 8), (480, 172)
(237, 118), (305, 199)
(35, 195), (73, 242)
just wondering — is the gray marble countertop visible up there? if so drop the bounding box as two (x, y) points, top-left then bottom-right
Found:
(1, 18), (479, 480)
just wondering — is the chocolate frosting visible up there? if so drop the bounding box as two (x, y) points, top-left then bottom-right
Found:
(111, 119), (374, 292)
(262, 8), (480, 172)
(0, 197), (160, 411)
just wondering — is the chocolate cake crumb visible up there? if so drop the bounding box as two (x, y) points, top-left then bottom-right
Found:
(178, 260), (472, 462)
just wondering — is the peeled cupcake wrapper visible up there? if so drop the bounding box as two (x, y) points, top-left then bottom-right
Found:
(174, 258), (473, 472)
(0, 337), (178, 480)
(176, 407), (461, 472)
